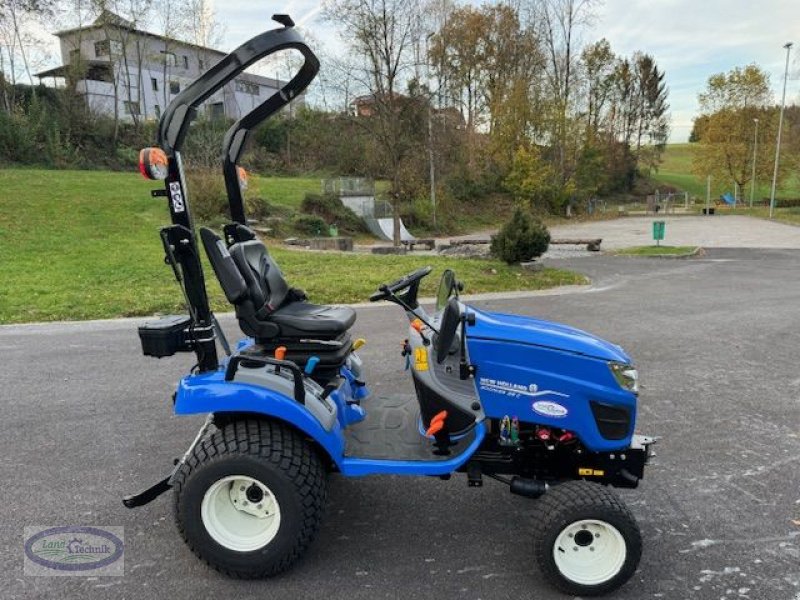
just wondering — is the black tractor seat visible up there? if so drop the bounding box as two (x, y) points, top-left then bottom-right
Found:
(200, 227), (356, 343)
(268, 301), (355, 338)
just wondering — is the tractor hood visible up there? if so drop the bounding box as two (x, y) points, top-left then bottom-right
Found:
(467, 307), (632, 363)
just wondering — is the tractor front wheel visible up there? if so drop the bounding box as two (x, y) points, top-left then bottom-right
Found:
(533, 481), (642, 596)
(173, 419), (326, 578)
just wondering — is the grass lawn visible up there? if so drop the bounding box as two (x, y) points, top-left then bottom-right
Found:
(652, 143), (800, 201)
(698, 205), (800, 226)
(250, 175), (324, 209)
(613, 245), (698, 257)
(0, 168), (586, 324)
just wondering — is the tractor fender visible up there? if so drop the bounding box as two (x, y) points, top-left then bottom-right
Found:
(174, 372), (347, 469)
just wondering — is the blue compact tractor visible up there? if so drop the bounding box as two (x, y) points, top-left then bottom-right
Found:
(124, 15), (656, 596)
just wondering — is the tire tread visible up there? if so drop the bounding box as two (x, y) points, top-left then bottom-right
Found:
(532, 481), (641, 596)
(172, 418), (326, 579)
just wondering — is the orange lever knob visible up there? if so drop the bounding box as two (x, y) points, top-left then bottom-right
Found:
(431, 410), (448, 425)
(426, 411), (448, 437)
(426, 420), (445, 437)
(275, 346), (287, 361)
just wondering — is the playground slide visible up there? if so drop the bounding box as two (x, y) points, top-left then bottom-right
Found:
(364, 217), (416, 242)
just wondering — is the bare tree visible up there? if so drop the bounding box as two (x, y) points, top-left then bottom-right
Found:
(325, 0), (424, 245)
(184, 0), (223, 75)
(152, 0), (187, 107)
(0, 0), (54, 108)
(531, 0), (596, 183)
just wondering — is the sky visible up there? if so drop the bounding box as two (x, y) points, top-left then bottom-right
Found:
(203, 0), (800, 143)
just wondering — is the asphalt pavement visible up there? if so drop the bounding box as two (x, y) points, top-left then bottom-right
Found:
(2, 248), (799, 600)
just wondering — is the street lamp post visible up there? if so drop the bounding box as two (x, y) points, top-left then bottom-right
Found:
(769, 42), (793, 219)
(750, 118), (759, 208)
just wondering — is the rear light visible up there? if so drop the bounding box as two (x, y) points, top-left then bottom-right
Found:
(139, 147), (169, 180)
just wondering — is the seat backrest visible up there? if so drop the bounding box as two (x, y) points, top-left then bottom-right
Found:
(200, 227), (248, 304)
(230, 240), (291, 313)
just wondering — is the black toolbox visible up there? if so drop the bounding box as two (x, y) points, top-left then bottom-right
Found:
(138, 315), (193, 358)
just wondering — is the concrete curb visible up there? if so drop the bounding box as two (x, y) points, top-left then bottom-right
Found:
(610, 246), (705, 259)
(0, 284), (592, 333)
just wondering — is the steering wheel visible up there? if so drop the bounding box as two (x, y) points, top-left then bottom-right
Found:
(369, 267), (433, 302)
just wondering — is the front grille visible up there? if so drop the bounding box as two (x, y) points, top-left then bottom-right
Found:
(590, 401), (631, 440)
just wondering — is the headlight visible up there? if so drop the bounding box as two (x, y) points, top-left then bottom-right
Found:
(609, 362), (638, 394)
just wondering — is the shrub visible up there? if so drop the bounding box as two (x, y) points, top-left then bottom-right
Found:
(292, 214), (329, 237)
(490, 208), (551, 264)
(185, 170), (228, 222)
(246, 196), (288, 221)
(300, 193), (367, 235)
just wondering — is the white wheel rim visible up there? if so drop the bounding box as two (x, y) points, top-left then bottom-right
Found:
(553, 519), (627, 586)
(200, 475), (282, 552)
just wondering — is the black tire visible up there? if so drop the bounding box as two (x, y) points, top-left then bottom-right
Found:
(173, 418), (327, 578)
(532, 481), (642, 597)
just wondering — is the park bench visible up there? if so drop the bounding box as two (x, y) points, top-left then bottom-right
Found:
(551, 238), (602, 252)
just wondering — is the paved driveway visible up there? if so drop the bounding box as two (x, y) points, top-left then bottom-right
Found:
(549, 215), (800, 250)
(2, 249), (799, 599)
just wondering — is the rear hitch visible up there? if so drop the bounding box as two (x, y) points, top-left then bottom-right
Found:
(122, 414), (214, 509)
(122, 477), (172, 508)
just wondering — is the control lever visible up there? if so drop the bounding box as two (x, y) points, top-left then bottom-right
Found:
(304, 356), (320, 376)
(274, 346), (287, 374)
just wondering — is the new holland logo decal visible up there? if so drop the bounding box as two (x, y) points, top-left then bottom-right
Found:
(478, 378), (570, 417)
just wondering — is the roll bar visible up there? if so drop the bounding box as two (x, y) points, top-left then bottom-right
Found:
(158, 15), (319, 157)
(220, 31), (320, 224)
(150, 14), (318, 373)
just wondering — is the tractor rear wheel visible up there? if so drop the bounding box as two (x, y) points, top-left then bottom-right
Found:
(173, 419), (326, 578)
(533, 481), (642, 596)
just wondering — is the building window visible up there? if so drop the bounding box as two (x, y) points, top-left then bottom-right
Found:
(235, 80), (259, 96)
(160, 51), (177, 67)
(170, 80), (180, 95)
(183, 55), (189, 69)
(209, 102), (224, 120)
(151, 78), (158, 92)
(69, 48), (82, 64)
(124, 101), (141, 115)
(154, 105), (161, 118)
(85, 64), (114, 83)
(95, 39), (122, 57)
(198, 59), (205, 70)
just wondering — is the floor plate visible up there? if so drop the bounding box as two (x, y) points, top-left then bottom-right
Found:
(344, 395), (475, 461)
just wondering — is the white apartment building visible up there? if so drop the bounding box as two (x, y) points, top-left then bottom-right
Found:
(36, 11), (296, 122)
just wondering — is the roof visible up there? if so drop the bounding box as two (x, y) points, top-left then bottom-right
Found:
(52, 10), (227, 58)
(39, 10), (290, 88)
(36, 60), (111, 79)
(350, 92), (409, 106)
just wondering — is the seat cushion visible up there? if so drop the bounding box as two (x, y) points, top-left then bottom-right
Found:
(269, 302), (357, 337)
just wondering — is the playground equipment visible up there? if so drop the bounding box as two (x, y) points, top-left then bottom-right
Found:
(325, 177), (417, 242)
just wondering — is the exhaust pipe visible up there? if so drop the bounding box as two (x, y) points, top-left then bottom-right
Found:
(509, 477), (548, 498)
